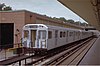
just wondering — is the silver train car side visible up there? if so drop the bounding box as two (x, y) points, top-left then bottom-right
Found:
(22, 24), (93, 51)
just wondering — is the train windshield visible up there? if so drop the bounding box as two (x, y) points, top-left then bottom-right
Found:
(24, 30), (29, 39)
(38, 30), (46, 39)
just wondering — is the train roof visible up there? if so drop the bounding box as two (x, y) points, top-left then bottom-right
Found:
(23, 24), (81, 31)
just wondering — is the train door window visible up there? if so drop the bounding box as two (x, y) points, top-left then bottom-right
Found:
(60, 31), (63, 38)
(48, 31), (52, 39)
(31, 30), (36, 47)
(42, 31), (46, 39)
(55, 30), (58, 38)
(63, 32), (66, 37)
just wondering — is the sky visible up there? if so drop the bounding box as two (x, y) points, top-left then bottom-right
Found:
(0, 0), (86, 23)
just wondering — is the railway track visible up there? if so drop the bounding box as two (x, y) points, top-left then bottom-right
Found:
(25, 37), (96, 65)
(0, 37), (96, 65)
(47, 38), (97, 65)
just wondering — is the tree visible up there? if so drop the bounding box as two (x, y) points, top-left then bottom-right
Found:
(0, 3), (5, 11)
(3, 6), (12, 11)
(59, 17), (67, 22)
(67, 19), (75, 24)
(0, 3), (12, 11)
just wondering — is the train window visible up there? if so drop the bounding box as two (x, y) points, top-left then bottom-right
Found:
(69, 32), (73, 36)
(60, 31), (63, 38)
(42, 31), (46, 39)
(24, 30), (29, 38)
(63, 32), (66, 37)
(48, 31), (52, 39)
(55, 30), (58, 38)
(38, 30), (46, 39)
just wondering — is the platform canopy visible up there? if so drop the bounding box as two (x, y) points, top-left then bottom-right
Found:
(58, 0), (100, 30)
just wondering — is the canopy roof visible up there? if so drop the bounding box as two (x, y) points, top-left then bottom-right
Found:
(58, 0), (100, 30)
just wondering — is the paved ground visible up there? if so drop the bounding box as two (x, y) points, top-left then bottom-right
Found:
(79, 36), (100, 65)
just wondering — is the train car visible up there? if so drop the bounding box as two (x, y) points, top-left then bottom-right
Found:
(81, 30), (93, 39)
(22, 24), (93, 52)
(89, 30), (100, 37)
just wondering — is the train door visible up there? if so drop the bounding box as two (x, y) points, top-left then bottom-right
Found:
(31, 30), (36, 48)
(68, 31), (73, 43)
(23, 30), (30, 47)
(55, 30), (58, 46)
(38, 30), (47, 48)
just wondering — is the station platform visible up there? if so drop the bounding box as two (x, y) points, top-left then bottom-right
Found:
(79, 36), (100, 65)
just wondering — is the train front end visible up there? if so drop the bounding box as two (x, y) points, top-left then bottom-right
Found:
(22, 24), (48, 52)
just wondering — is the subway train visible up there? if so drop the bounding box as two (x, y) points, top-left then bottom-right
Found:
(22, 24), (94, 52)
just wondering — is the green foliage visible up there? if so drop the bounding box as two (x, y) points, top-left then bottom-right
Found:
(52, 17), (88, 26)
(0, 3), (5, 11)
(59, 17), (67, 22)
(3, 6), (12, 11)
(0, 3), (12, 11)
(67, 19), (75, 24)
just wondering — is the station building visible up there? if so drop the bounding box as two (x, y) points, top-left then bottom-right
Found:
(0, 10), (83, 49)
